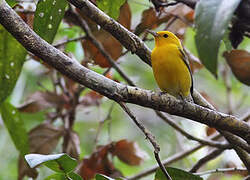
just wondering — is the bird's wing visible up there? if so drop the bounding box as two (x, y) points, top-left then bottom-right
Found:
(178, 47), (193, 95)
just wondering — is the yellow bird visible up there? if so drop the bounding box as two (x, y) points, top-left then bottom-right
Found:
(147, 30), (193, 100)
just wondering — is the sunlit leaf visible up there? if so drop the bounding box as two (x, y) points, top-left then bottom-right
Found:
(95, 174), (115, 180)
(6, 0), (17, 7)
(18, 91), (65, 113)
(25, 153), (77, 173)
(223, 50), (250, 86)
(0, 26), (27, 103)
(96, 0), (125, 19)
(195, 0), (241, 77)
(155, 167), (203, 180)
(33, 0), (67, 43)
(18, 124), (64, 179)
(0, 101), (29, 156)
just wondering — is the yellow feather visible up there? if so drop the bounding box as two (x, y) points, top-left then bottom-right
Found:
(149, 31), (193, 99)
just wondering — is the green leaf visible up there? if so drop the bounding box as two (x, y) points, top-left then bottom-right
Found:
(0, 25), (27, 103)
(95, 174), (115, 180)
(33, 0), (67, 43)
(195, 0), (241, 77)
(6, 0), (17, 7)
(0, 101), (29, 156)
(155, 167), (203, 180)
(25, 153), (77, 173)
(97, 0), (125, 19)
(45, 172), (83, 180)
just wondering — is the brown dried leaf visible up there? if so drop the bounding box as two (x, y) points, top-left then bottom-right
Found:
(81, 2), (131, 68)
(206, 127), (217, 136)
(18, 124), (64, 179)
(14, 5), (34, 28)
(18, 91), (65, 113)
(80, 90), (103, 107)
(184, 10), (194, 23)
(82, 33), (122, 67)
(165, 5), (193, 40)
(134, 7), (172, 35)
(113, 139), (148, 166)
(118, 2), (131, 30)
(224, 50), (250, 86)
(79, 145), (121, 180)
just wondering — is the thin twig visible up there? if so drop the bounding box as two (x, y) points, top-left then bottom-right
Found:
(220, 131), (250, 153)
(94, 103), (115, 144)
(118, 102), (172, 180)
(65, 8), (135, 86)
(190, 148), (225, 172)
(221, 131), (250, 172)
(54, 36), (86, 48)
(222, 64), (233, 115)
(128, 111), (250, 180)
(194, 167), (248, 176)
(127, 132), (223, 180)
(155, 111), (230, 149)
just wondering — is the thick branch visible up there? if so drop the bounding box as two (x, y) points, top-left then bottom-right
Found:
(0, 2), (249, 143)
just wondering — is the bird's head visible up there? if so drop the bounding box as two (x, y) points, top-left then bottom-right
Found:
(147, 30), (182, 48)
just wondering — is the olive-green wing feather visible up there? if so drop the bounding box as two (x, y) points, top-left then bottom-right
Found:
(178, 47), (193, 95)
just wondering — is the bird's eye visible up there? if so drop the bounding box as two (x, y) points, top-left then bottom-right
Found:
(163, 34), (168, 38)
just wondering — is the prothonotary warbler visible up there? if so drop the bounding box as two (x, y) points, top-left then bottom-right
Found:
(147, 30), (193, 101)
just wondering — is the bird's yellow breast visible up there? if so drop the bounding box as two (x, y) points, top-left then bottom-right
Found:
(151, 44), (192, 98)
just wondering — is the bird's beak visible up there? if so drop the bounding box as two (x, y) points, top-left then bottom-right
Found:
(146, 30), (159, 37)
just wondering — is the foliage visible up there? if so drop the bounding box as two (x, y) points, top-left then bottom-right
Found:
(0, 25), (27, 103)
(33, 0), (67, 43)
(25, 153), (82, 180)
(195, 0), (241, 77)
(155, 167), (203, 180)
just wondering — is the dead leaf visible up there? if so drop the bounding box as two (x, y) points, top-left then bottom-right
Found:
(79, 145), (122, 180)
(224, 50), (250, 86)
(118, 2), (131, 30)
(134, 7), (172, 35)
(79, 90), (103, 107)
(82, 32), (122, 67)
(14, 4), (34, 28)
(165, 5), (193, 40)
(206, 127), (217, 136)
(81, 2), (131, 68)
(184, 10), (194, 23)
(18, 124), (64, 179)
(18, 91), (65, 113)
(112, 139), (148, 166)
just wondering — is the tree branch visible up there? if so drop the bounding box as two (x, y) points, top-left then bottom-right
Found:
(155, 111), (230, 149)
(128, 113), (250, 179)
(0, 1), (249, 143)
(119, 102), (172, 180)
(194, 167), (248, 176)
(190, 148), (225, 172)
